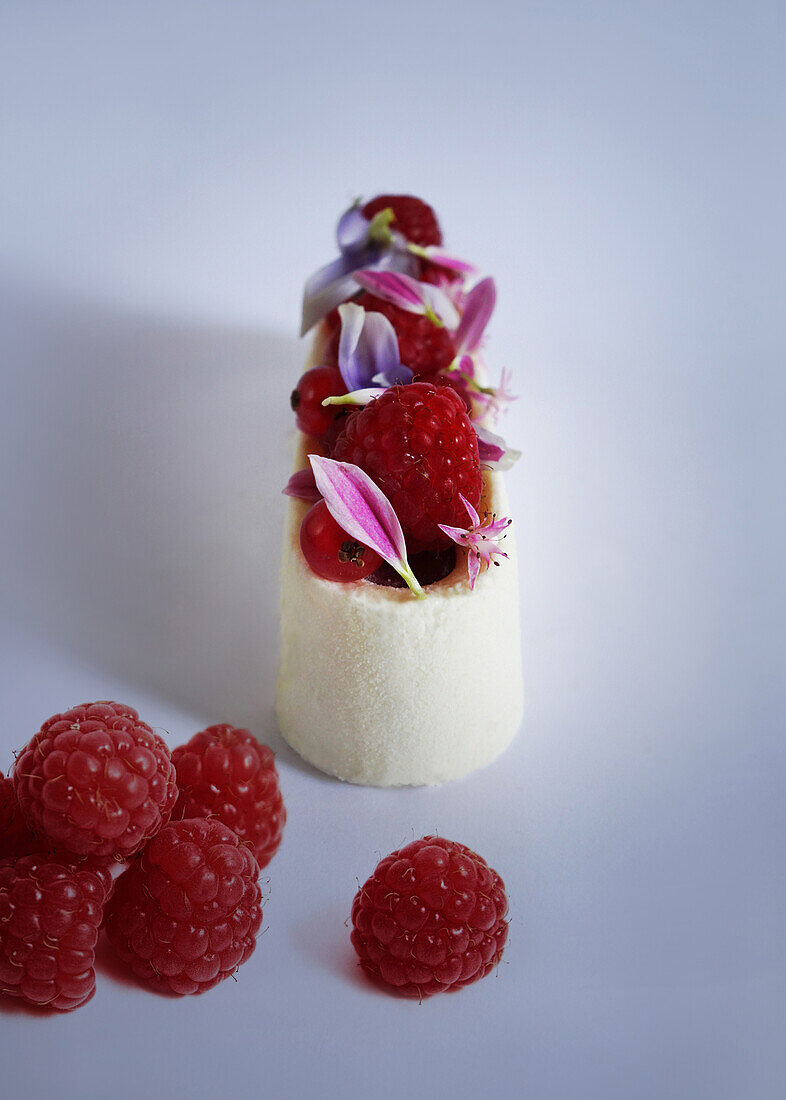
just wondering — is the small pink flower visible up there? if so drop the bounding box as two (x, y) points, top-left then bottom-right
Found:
(438, 495), (512, 589)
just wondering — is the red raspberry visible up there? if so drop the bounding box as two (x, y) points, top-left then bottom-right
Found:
(362, 194), (442, 248)
(323, 295), (457, 377)
(350, 836), (509, 998)
(333, 382), (482, 549)
(14, 702), (178, 862)
(171, 725), (286, 870)
(105, 818), (263, 996)
(415, 370), (474, 415)
(0, 769), (38, 860)
(0, 854), (108, 1011)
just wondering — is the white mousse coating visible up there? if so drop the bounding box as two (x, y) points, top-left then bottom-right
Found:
(275, 436), (523, 786)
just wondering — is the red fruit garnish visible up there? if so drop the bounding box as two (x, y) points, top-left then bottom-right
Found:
(291, 366), (346, 437)
(105, 818), (263, 996)
(333, 382), (482, 550)
(0, 854), (108, 1011)
(300, 499), (382, 582)
(323, 295), (456, 377)
(362, 194), (442, 248)
(351, 835), (509, 998)
(415, 370), (473, 415)
(0, 770), (39, 860)
(13, 702), (178, 862)
(172, 725), (285, 870)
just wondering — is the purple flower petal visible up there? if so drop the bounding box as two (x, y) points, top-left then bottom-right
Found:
(372, 365), (414, 387)
(338, 303), (402, 391)
(309, 456), (425, 597)
(454, 277), (496, 355)
(300, 248), (418, 336)
(283, 467), (322, 503)
(336, 203), (369, 252)
(475, 425), (521, 470)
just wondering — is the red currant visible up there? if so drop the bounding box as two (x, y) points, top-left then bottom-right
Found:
(300, 500), (382, 582)
(291, 367), (346, 437)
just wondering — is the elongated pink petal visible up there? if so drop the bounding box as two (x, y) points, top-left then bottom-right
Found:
(353, 270), (459, 329)
(308, 456), (425, 597)
(353, 270), (423, 308)
(283, 468), (322, 503)
(454, 277), (496, 356)
(408, 244), (477, 275)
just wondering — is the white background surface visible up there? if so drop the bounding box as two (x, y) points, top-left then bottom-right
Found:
(0, 2), (783, 1097)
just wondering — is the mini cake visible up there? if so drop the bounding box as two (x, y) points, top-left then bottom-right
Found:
(276, 195), (523, 786)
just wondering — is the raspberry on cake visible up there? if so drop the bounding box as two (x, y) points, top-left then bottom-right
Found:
(171, 724), (286, 870)
(350, 836), (509, 998)
(278, 193), (524, 786)
(105, 818), (263, 996)
(333, 382), (482, 551)
(13, 701), (179, 861)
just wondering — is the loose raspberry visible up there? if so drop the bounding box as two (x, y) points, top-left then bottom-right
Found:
(105, 818), (263, 996)
(290, 366), (346, 437)
(171, 725), (286, 870)
(0, 769), (39, 860)
(333, 382), (483, 549)
(0, 854), (108, 1011)
(14, 702), (178, 862)
(351, 836), (509, 998)
(362, 195), (442, 248)
(323, 295), (456, 377)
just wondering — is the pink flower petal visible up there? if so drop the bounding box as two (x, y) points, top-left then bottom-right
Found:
(283, 468), (322, 503)
(454, 277), (496, 356)
(353, 270), (459, 329)
(408, 244), (477, 275)
(308, 456), (425, 598)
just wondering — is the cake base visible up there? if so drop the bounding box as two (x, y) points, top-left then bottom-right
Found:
(275, 437), (523, 787)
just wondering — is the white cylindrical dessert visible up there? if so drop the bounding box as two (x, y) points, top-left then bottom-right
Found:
(275, 436), (523, 786)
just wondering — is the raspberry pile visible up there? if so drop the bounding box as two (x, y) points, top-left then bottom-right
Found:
(351, 836), (509, 998)
(105, 818), (263, 996)
(1, 702), (283, 1010)
(0, 769), (38, 860)
(14, 701), (178, 861)
(172, 724), (286, 870)
(334, 382), (482, 549)
(0, 854), (108, 1011)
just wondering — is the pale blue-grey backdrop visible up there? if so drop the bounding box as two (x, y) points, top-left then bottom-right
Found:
(0, 2), (782, 1097)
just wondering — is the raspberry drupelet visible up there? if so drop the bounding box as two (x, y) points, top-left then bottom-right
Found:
(351, 836), (509, 998)
(105, 818), (263, 996)
(333, 382), (483, 550)
(171, 724), (286, 870)
(0, 854), (109, 1011)
(13, 701), (178, 862)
